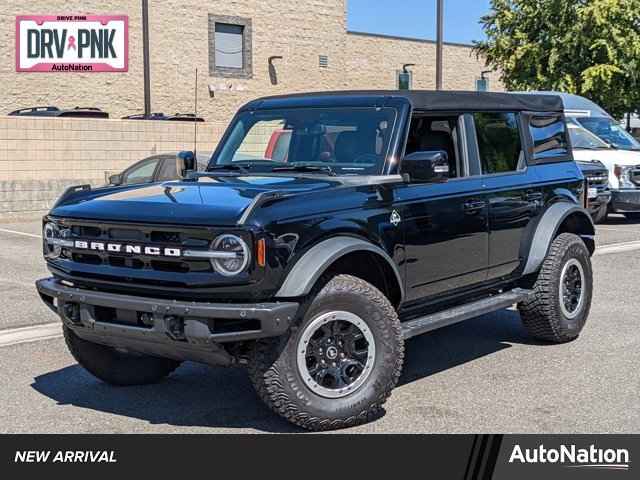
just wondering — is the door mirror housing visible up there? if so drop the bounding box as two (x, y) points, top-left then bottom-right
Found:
(401, 150), (450, 183)
(177, 151), (196, 178)
(108, 173), (123, 186)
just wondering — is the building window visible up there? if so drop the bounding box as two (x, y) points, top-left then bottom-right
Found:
(319, 55), (329, 68)
(208, 15), (252, 78)
(397, 70), (412, 90)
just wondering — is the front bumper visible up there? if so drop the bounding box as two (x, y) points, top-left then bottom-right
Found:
(36, 277), (298, 366)
(588, 191), (612, 213)
(611, 189), (640, 213)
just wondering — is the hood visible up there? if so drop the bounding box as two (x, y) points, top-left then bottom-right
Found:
(50, 175), (343, 226)
(572, 148), (640, 168)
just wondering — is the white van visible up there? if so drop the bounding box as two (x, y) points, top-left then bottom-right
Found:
(521, 92), (640, 220)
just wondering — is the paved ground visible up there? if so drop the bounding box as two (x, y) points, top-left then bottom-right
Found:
(1, 216), (640, 433)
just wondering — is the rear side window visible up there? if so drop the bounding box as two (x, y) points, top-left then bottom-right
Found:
(529, 114), (569, 161)
(474, 112), (524, 174)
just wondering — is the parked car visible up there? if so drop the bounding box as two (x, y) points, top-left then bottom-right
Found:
(567, 119), (612, 222)
(523, 92), (640, 221)
(108, 152), (210, 186)
(9, 106), (109, 118)
(37, 91), (594, 431)
(122, 112), (205, 122)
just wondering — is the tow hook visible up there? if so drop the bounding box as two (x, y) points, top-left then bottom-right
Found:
(62, 302), (81, 324)
(165, 316), (186, 341)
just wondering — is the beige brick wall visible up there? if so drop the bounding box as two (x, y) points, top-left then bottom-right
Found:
(0, 116), (224, 215)
(345, 32), (503, 91)
(0, 0), (350, 123)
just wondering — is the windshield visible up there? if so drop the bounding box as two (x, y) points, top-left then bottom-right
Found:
(576, 116), (640, 151)
(209, 107), (397, 175)
(567, 122), (610, 150)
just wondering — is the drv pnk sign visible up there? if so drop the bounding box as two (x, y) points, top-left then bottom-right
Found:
(16, 15), (128, 72)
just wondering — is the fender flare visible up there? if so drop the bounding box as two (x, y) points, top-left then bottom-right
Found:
(522, 202), (595, 275)
(275, 236), (404, 301)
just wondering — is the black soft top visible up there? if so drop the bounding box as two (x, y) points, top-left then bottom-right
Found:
(241, 90), (564, 113)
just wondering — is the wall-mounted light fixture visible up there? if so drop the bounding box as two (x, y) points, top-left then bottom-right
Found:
(399, 64), (415, 90)
(268, 56), (283, 85)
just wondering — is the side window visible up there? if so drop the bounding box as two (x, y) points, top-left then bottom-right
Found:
(474, 112), (524, 174)
(155, 156), (179, 181)
(529, 114), (569, 161)
(406, 115), (464, 178)
(123, 158), (160, 185)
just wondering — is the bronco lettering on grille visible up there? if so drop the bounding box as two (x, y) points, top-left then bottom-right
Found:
(73, 240), (181, 257)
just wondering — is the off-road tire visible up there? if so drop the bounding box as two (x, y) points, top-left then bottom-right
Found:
(518, 233), (592, 343)
(592, 204), (608, 224)
(624, 212), (640, 221)
(247, 274), (404, 431)
(63, 326), (181, 386)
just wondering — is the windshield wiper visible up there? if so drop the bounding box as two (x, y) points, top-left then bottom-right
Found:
(206, 164), (251, 174)
(272, 164), (336, 176)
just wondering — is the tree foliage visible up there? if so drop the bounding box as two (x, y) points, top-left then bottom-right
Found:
(475, 0), (640, 118)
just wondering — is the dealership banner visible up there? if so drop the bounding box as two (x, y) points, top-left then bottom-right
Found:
(0, 435), (636, 478)
(16, 15), (128, 72)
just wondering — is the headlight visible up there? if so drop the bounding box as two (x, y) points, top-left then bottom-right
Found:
(614, 164), (635, 188)
(210, 234), (250, 276)
(43, 222), (73, 259)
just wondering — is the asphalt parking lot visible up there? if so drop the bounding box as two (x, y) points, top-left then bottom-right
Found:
(1, 216), (640, 433)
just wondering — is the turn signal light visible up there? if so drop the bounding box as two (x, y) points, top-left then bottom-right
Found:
(256, 239), (266, 267)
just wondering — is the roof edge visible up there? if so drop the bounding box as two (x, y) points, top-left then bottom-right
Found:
(346, 30), (476, 49)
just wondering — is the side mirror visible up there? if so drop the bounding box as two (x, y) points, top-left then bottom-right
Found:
(177, 151), (196, 178)
(401, 150), (450, 183)
(108, 173), (123, 186)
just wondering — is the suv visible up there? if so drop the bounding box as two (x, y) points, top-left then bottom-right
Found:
(36, 91), (595, 431)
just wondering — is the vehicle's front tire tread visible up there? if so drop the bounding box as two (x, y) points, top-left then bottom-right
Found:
(248, 274), (404, 431)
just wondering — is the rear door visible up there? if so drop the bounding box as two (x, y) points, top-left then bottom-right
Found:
(477, 111), (571, 280)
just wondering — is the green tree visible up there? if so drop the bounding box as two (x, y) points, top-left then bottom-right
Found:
(475, 0), (640, 118)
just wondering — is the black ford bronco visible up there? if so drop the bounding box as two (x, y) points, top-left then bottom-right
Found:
(37, 91), (595, 431)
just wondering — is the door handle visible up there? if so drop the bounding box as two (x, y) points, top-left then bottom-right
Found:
(463, 200), (487, 213)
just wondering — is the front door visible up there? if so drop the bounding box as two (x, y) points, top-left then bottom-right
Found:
(396, 178), (489, 302)
(395, 113), (489, 303)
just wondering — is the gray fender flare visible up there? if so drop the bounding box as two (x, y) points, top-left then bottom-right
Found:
(275, 236), (404, 301)
(523, 203), (595, 275)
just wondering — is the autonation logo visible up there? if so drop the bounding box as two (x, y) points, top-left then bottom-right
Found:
(509, 444), (630, 471)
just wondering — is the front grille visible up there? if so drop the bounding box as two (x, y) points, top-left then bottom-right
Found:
(631, 167), (640, 187)
(59, 220), (215, 274)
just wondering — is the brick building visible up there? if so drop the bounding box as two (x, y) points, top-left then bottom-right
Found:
(0, 0), (502, 216)
(2, 0), (501, 121)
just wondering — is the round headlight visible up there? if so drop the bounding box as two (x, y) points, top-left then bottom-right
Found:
(43, 222), (61, 259)
(211, 234), (250, 276)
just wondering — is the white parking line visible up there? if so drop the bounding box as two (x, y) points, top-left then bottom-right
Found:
(0, 227), (41, 239)
(594, 240), (640, 256)
(0, 322), (62, 347)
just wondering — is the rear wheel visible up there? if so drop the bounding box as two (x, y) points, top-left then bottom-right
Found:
(248, 274), (404, 431)
(63, 326), (181, 386)
(518, 233), (592, 343)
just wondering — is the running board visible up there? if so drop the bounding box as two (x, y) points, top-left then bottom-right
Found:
(401, 288), (533, 340)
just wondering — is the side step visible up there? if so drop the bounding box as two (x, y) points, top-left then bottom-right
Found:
(401, 288), (533, 340)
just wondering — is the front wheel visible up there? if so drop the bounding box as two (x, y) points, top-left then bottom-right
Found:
(63, 326), (181, 386)
(518, 233), (593, 343)
(248, 274), (404, 431)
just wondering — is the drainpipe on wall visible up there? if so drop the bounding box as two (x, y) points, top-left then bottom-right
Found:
(436, 0), (443, 90)
(142, 0), (151, 117)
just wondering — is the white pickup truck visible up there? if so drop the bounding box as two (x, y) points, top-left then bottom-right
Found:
(557, 93), (640, 221)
